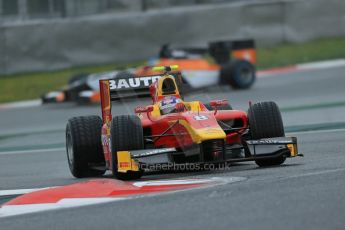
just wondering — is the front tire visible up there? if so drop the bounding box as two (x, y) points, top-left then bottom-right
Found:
(110, 115), (144, 180)
(66, 116), (105, 178)
(248, 101), (286, 167)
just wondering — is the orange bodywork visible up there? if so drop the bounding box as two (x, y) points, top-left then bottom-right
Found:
(56, 92), (66, 102)
(232, 48), (256, 65)
(156, 59), (220, 71)
(135, 47), (256, 77)
(90, 91), (101, 103)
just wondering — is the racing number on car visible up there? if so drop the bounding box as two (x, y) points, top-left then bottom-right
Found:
(194, 115), (208, 121)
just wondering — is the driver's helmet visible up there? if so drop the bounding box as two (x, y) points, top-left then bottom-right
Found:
(159, 96), (181, 115)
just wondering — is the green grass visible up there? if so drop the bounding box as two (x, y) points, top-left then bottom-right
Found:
(0, 62), (143, 103)
(1, 37), (345, 103)
(257, 37), (345, 69)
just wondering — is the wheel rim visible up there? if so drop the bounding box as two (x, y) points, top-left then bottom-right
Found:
(66, 131), (74, 167)
(239, 67), (253, 84)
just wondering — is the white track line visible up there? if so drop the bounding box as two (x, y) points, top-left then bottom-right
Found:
(0, 187), (56, 196)
(0, 100), (41, 110)
(0, 197), (125, 218)
(133, 178), (221, 187)
(287, 128), (345, 136)
(279, 168), (345, 181)
(258, 59), (345, 78)
(0, 147), (65, 156)
(297, 59), (345, 70)
(0, 177), (244, 218)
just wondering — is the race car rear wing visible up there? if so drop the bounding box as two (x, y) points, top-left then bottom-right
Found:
(100, 72), (182, 99)
(159, 39), (256, 65)
(99, 77), (151, 123)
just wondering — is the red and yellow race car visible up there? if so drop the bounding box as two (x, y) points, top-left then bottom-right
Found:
(65, 66), (301, 180)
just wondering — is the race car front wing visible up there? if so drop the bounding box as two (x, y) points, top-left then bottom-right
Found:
(115, 136), (301, 173)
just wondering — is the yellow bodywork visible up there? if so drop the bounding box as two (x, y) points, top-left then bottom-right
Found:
(149, 101), (203, 117)
(287, 143), (298, 157)
(150, 73), (226, 143)
(178, 120), (226, 144)
(155, 75), (181, 98)
(152, 65), (179, 72)
(117, 151), (139, 173)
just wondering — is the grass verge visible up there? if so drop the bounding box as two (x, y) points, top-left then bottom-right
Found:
(0, 62), (143, 103)
(257, 37), (345, 69)
(1, 37), (345, 103)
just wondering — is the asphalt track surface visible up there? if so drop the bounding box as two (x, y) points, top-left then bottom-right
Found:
(1, 66), (345, 229)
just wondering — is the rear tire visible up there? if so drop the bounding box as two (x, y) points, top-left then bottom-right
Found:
(66, 116), (105, 178)
(248, 101), (286, 167)
(220, 60), (256, 89)
(110, 115), (144, 180)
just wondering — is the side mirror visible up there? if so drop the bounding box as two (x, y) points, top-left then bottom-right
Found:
(135, 105), (154, 113)
(209, 99), (228, 107)
(209, 100), (228, 115)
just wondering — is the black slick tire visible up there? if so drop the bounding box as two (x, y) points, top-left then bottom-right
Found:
(110, 115), (144, 180)
(66, 116), (105, 178)
(248, 101), (286, 167)
(220, 60), (256, 89)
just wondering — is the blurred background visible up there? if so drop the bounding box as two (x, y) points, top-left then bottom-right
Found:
(0, 0), (344, 74)
(0, 0), (344, 103)
(0, 0), (275, 18)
